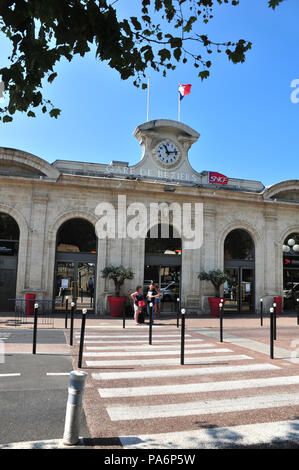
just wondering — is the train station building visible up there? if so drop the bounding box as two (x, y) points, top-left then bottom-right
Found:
(0, 119), (299, 315)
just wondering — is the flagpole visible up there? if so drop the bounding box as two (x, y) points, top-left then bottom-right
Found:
(147, 76), (150, 122)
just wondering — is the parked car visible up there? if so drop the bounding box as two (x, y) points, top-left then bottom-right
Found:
(283, 283), (299, 299)
(160, 282), (179, 302)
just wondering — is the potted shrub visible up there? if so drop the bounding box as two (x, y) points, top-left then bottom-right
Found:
(101, 265), (134, 317)
(198, 269), (231, 317)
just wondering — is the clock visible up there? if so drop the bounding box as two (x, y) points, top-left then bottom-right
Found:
(153, 140), (181, 168)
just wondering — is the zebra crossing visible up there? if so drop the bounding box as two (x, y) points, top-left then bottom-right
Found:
(75, 325), (299, 448)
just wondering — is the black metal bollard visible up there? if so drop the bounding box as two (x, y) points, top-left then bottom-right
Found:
(270, 307), (274, 359)
(219, 301), (223, 343)
(176, 297), (180, 328)
(65, 297), (69, 329)
(78, 309), (87, 369)
(260, 298), (263, 327)
(149, 302), (153, 345)
(123, 301), (126, 329)
(70, 302), (75, 346)
(180, 308), (186, 365)
(273, 303), (277, 341)
(32, 303), (39, 354)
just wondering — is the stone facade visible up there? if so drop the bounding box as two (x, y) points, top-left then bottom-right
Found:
(0, 119), (299, 315)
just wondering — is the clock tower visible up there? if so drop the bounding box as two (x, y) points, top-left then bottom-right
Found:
(132, 119), (200, 181)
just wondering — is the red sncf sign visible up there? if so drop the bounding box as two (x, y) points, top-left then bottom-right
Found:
(209, 172), (229, 185)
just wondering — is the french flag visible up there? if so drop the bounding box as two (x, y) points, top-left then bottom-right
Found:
(179, 83), (192, 101)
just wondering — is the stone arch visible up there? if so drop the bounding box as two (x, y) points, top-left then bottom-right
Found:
(0, 147), (60, 180)
(217, 220), (260, 268)
(278, 225), (299, 246)
(46, 209), (101, 313)
(0, 203), (29, 298)
(49, 209), (98, 238)
(263, 180), (299, 202)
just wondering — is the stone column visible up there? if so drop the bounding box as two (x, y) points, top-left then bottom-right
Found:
(262, 210), (278, 310)
(25, 193), (49, 297)
(200, 206), (217, 312)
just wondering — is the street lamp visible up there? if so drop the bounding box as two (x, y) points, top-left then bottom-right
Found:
(283, 238), (299, 254)
(283, 237), (299, 312)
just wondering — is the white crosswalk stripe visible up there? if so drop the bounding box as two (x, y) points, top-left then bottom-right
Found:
(98, 375), (299, 397)
(107, 392), (299, 421)
(92, 363), (279, 381)
(84, 348), (232, 358)
(80, 339), (202, 344)
(75, 334), (188, 339)
(86, 354), (252, 367)
(86, 343), (213, 351)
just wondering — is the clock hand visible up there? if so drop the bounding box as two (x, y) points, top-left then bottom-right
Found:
(163, 144), (170, 155)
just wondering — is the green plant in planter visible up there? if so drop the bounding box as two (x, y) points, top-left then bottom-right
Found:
(198, 269), (231, 298)
(101, 265), (134, 297)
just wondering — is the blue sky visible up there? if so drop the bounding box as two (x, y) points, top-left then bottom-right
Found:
(0, 0), (298, 187)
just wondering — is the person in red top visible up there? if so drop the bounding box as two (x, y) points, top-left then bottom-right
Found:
(130, 285), (145, 325)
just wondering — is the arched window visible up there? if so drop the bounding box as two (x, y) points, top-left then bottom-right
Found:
(145, 224), (181, 256)
(223, 229), (255, 313)
(224, 229), (254, 261)
(56, 218), (96, 253)
(0, 213), (20, 256)
(0, 213), (19, 311)
(54, 218), (97, 312)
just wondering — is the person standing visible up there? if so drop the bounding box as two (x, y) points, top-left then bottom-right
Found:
(154, 284), (161, 320)
(146, 283), (159, 324)
(131, 285), (145, 325)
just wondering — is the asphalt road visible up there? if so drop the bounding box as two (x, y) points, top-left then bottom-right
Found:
(0, 329), (89, 445)
(0, 328), (66, 344)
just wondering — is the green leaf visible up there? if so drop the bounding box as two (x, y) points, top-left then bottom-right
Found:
(49, 108), (61, 119)
(3, 115), (13, 123)
(198, 70), (210, 80)
(48, 73), (57, 83)
(268, 0), (285, 9)
(173, 47), (182, 62)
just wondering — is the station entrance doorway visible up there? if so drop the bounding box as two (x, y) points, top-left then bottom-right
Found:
(223, 229), (255, 314)
(144, 224), (181, 314)
(54, 218), (97, 312)
(0, 213), (19, 312)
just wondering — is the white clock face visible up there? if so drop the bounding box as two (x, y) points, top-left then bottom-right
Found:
(155, 141), (180, 167)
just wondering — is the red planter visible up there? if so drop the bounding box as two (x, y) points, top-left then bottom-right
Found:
(25, 293), (36, 316)
(208, 297), (226, 317)
(108, 296), (127, 317)
(274, 296), (282, 315)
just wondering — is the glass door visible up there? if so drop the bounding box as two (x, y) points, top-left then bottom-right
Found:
(224, 267), (255, 313)
(143, 265), (180, 313)
(54, 261), (95, 312)
(55, 262), (75, 310)
(223, 268), (239, 313)
(160, 266), (180, 313)
(241, 268), (254, 313)
(283, 269), (299, 311)
(77, 262), (95, 310)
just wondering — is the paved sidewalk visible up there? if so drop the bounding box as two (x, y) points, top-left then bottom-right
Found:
(0, 329), (89, 448)
(67, 315), (299, 449)
(2, 313), (299, 449)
